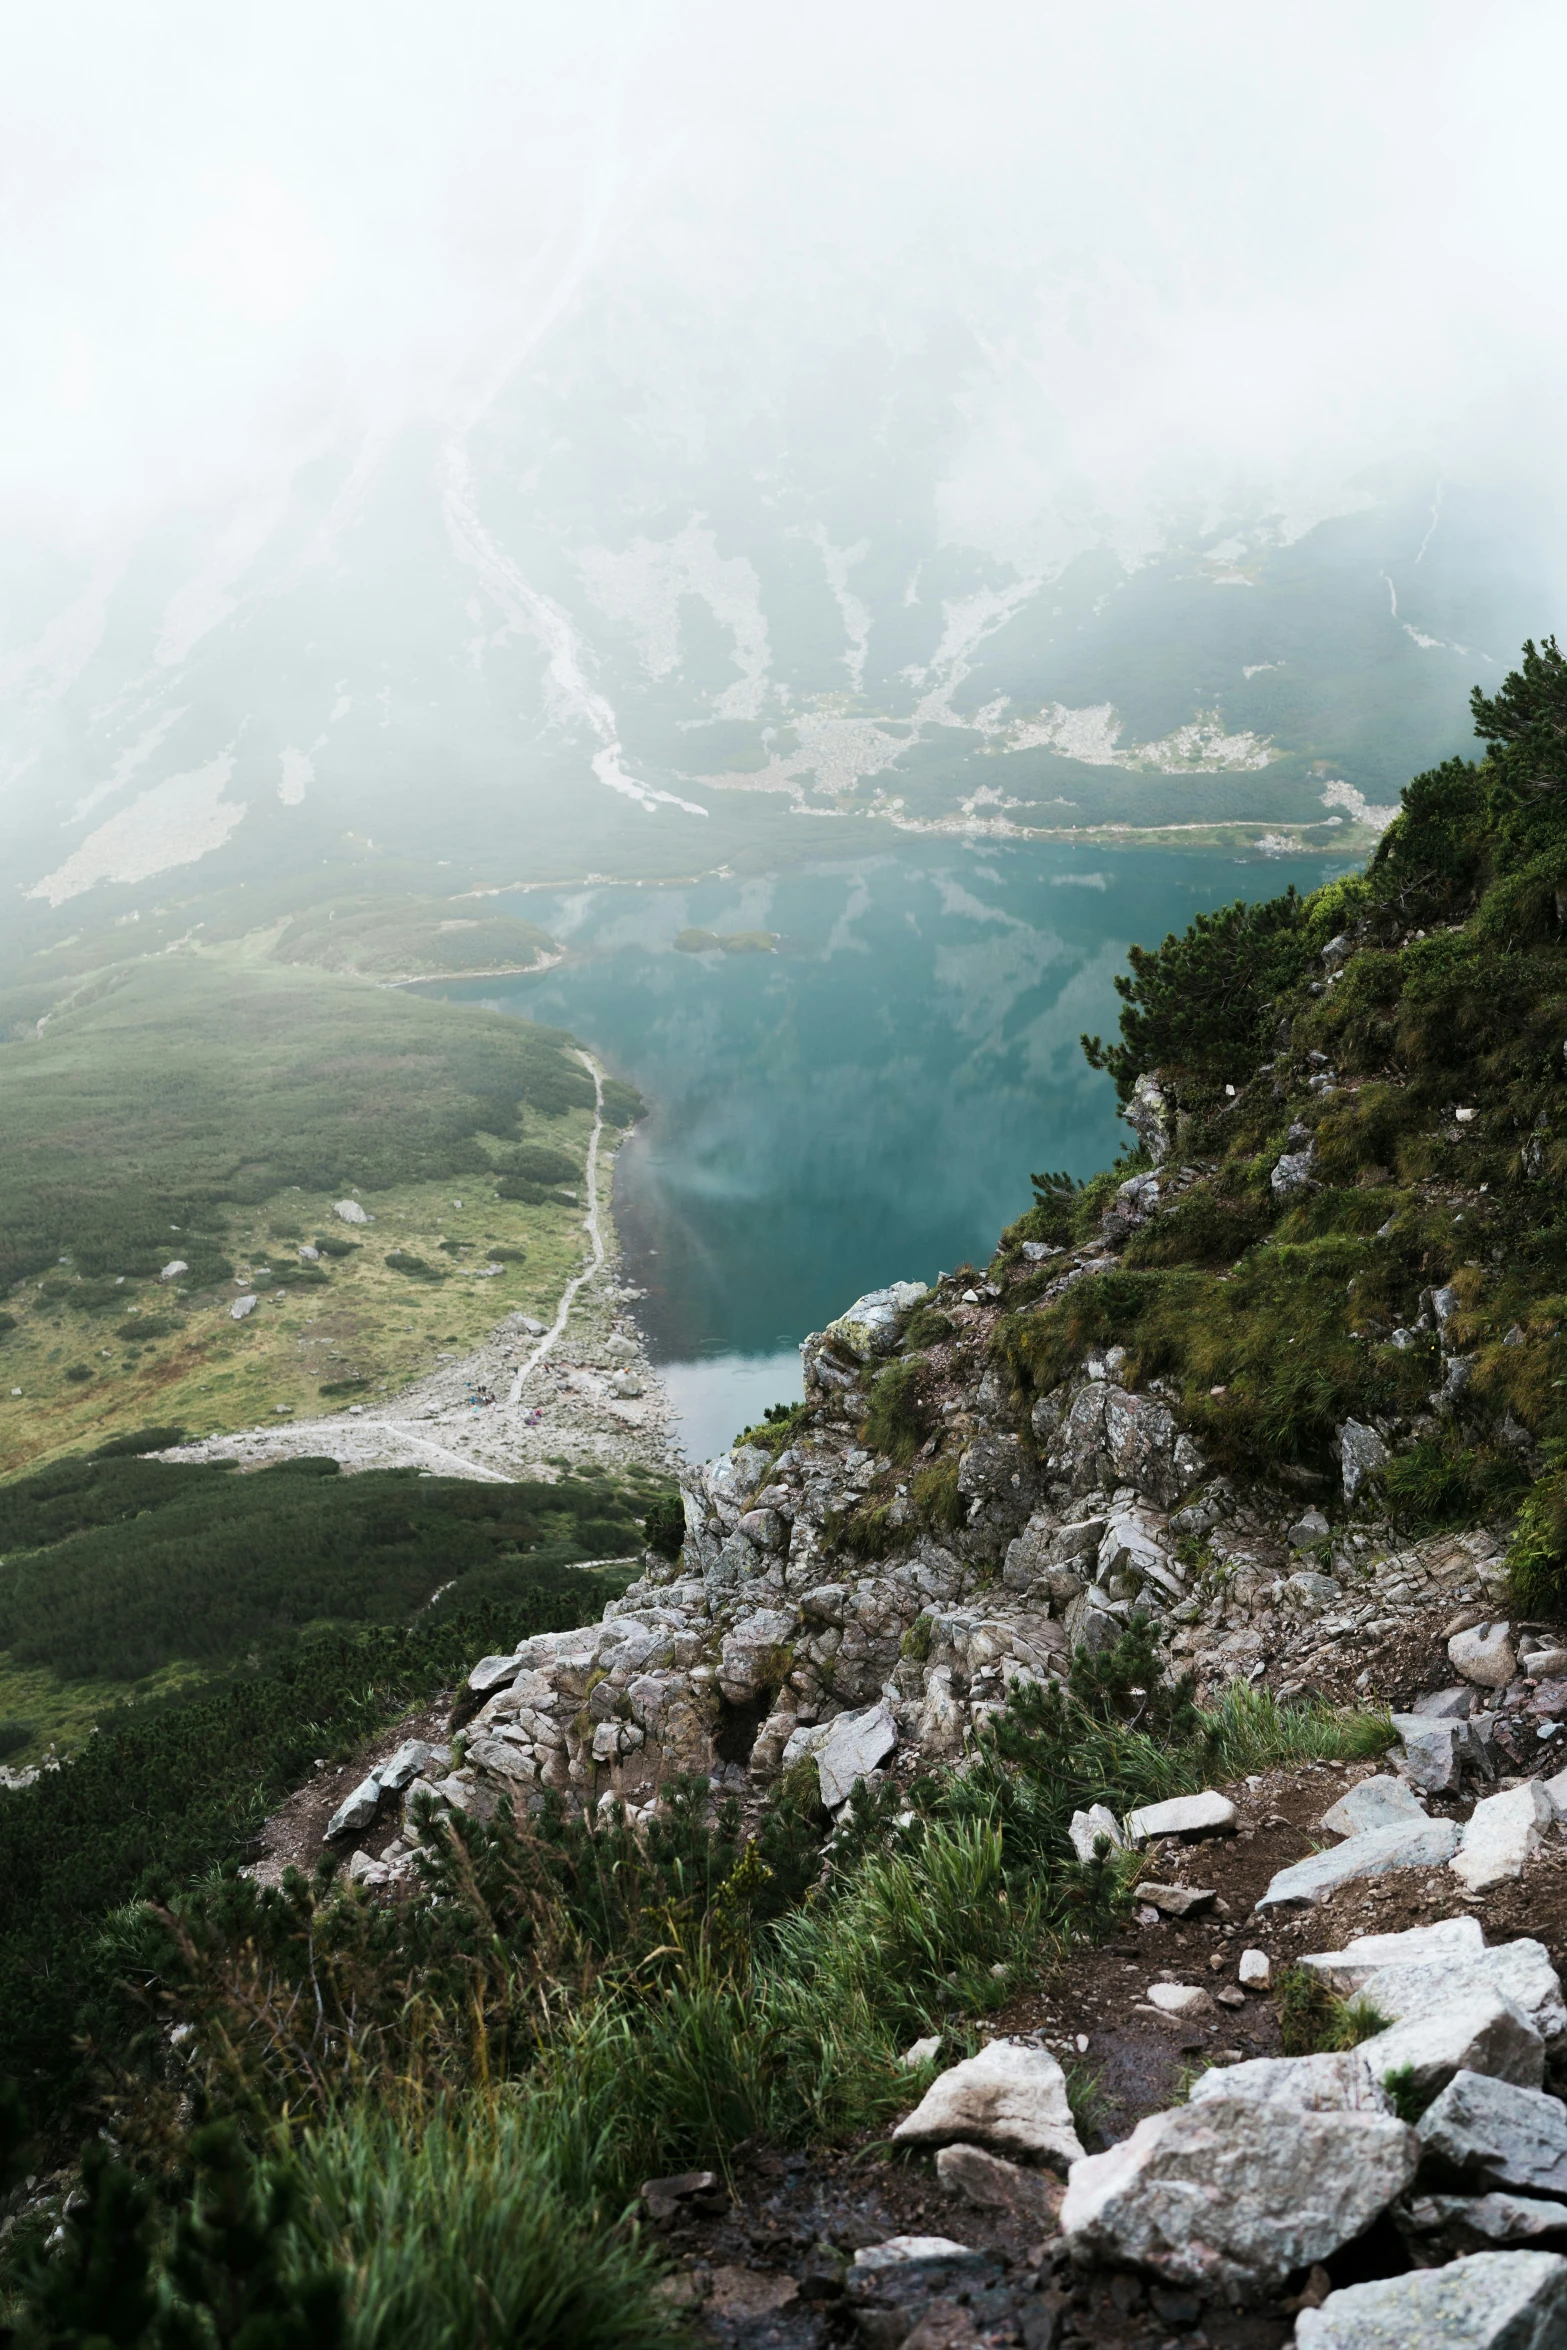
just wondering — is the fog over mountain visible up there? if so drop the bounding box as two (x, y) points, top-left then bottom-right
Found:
(5, 1), (1566, 916)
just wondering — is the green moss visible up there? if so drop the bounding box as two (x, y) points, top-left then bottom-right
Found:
(900, 1615), (934, 1663)
(860, 1359), (932, 1466)
(913, 1457), (964, 1532)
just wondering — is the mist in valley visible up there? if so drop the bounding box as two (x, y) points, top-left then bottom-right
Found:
(4, 0), (1566, 910)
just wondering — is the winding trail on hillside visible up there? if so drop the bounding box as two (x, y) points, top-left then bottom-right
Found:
(155, 1049), (672, 1485)
(506, 1049), (606, 1406)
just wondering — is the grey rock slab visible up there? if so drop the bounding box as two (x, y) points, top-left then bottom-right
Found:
(1255, 1814), (1459, 1908)
(1271, 1147), (1317, 1199)
(1394, 1710), (1470, 1793)
(1415, 1685), (1477, 1719)
(1136, 1882), (1215, 1918)
(935, 2144), (1063, 2225)
(1059, 2100), (1419, 2290)
(814, 1700), (898, 1808)
(1295, 2250), (1567, 2349)
(467, 1652), (526, 1696)
(1124, 1791), (1236, 1844)
(893, 2040), (1084, 2168)
(1188, 2050), (1390, 2113)
(332, 1199), (370, 1224)
(1338, 1418), (1391, 1500)
(1319, 1773), (1428, 1838)
(1357, 1991), (1545, 2102)
(1404, 2193), (1567, 2250)
(1452, 1622), (1519, 1689)
(1289, 1506), (1332, 1549)
(372, 1739), (439, 1793)
(1359, 1942), (1567, 2047)
(326, 1776), (381, 1840)
(1419, 2072), (1567, 2197)
(1453, 1780), (1556, 1894)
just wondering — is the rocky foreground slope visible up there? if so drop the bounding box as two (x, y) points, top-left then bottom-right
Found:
(275, 1227), (1567, 2349)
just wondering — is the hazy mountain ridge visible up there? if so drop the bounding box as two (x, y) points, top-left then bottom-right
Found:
(5, 295), (1551, 929)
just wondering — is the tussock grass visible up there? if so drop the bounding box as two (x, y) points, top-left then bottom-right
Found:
(290, 2102), (685, 2350)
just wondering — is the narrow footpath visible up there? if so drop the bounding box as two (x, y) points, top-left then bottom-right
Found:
(160, 1052), (674, 1486)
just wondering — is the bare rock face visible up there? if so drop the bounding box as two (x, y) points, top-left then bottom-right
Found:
(1060, 2100), (1419, 2289)
(1295, 2251), (1567, 2350)
(1418, 2072), (1567, 2198)
(892, 2042), (1085, 2170)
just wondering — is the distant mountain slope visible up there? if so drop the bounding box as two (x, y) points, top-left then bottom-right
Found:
(3, 280), (1555, 929)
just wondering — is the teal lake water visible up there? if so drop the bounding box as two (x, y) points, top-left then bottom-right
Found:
(435, 842), (1348, 1459)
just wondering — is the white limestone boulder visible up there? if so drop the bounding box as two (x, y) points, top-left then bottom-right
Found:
(1297, 1915), (1485, 1994)
(892, 2040), (1084, 2169)
(784, 1701), (898, 1809)
(1124, 1791), (1236, 1844)
(1255, 1815), (1459, 1908)
(326, 1776), (381, 1840)
(1187, 2051), (1390, 2114)
(823, 1283), (929, 1362)
(1452, 1779), (1556, 1894)
(1295, 2251), (1567, 2349)
(1144, 1983), (1215, 2021)
(1059, 2100), (1418, 2289)
(1356, 1991), (1545, 2103)
(1450, 1621), (1518, 1689)
(1357, 1940), (1567, 2047)
(1068, 1803), (1126, 1862)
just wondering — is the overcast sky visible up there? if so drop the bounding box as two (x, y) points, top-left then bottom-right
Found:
(4, 0), (1566, 556)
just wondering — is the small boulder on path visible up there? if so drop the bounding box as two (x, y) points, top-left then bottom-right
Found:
(326, 1775), (381, 1840)
(1451, 1778), (1556, 1894)
(1124, 1790), (1236, 1844)
(1394, 1709), (1471, 1793)
(1298, 1915), (1485, 1993)
(1450, 1621), (1518, 1689)
(1356, 1939), (1567, 2048)
(892, 2040), (1084, 2169)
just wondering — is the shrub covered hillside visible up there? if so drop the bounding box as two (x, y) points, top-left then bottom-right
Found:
(1006, 635), (1567, 1597)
